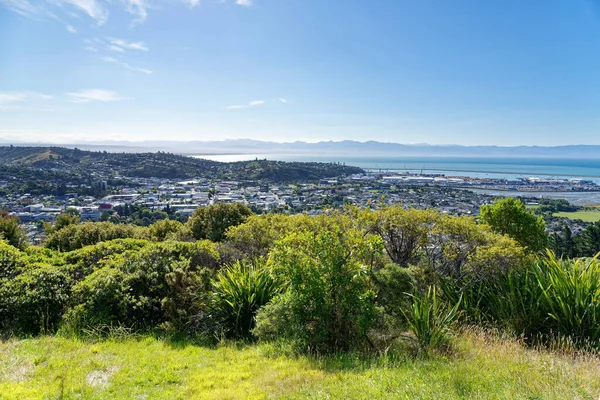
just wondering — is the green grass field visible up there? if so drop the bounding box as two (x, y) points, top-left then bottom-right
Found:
(553, 210), (600, 222)
(1, 331), (599, 399)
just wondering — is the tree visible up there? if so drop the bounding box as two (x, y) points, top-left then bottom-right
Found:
(575, 221), (600, 257)
(186, 203), (253, 242)
(45, 212), (80, 234)
(370, 206), (437, 267)
(0, 211), (27, 249)
(479, 198), (547, 252)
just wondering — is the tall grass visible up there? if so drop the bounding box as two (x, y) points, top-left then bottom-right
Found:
(443, 252), (600, 348)
(537, 253), (600, 344)
(211, 258), (283, 338)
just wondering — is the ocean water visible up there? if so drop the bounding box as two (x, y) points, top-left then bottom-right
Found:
(192, 154), (600, 183)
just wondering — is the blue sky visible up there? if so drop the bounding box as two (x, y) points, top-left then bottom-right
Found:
(1, 0), (600, 145)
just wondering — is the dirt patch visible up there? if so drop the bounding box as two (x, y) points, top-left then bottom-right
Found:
(86, 366), (119, 388)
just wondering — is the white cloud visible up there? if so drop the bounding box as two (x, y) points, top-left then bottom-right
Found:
(235, 0), (252, 6)
(65, 89), (124, 103)
(0, 91), (53, 110)
(0, 0), (40, 18)
(107, 45), (125, 52)
(226, 99), (264, 110)
(56, 0), (108, 25)
(278, 98), (287, 104)
(66, 24), (76, 33)
(108, 38), (149, 51)
(125, 0), (148, 26)
(187, 0), (200, 8)
(101, 56), (153, 75)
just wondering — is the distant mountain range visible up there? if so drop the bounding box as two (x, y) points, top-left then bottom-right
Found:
(1, 139), (600, 158)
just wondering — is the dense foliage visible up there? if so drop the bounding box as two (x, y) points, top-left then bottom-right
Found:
(480, 197), (547, 252)
(1, 200), (599, 356)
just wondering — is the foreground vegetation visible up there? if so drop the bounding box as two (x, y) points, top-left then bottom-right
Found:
(1, 330), (599, 399)
(2, 198), (600, 397)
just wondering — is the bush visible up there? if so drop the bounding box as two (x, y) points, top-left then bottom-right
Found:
(65, 241), (219, 332)
(65, 267), (132, 329)
(0, 240), (26, 280)
(63, 238), (150, 280)
(401, 286), (461, 355)
(148, 219), (185, 241)
(186, 203), (253, 242)
(45, 221), (149, 251)
(161, 267), (212, 335)
(255, 227), (383, 353)
(0, 211), (27, 250)
(373, 263), (417, 322)
(1, 263), (71, 335)
(211, 258), (283, 338)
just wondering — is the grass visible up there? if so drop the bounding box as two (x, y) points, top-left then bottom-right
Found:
(1, 330), (600, 399)
(553, 210), (600, 222)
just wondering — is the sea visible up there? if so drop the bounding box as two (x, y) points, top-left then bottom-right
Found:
(192, 154), (600, 183)
(191, 154), (600, 205)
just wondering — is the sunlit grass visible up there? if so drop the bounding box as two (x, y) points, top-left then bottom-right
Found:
(1, 330), (599, 399)
(554, 210), (600, 222)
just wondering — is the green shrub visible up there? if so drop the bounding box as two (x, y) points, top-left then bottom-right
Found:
(402, 286), (461, 355)
(63, 238), (150, 280)
(373, 262), (417, 323)
(255, 227), (383, 353)
(45, 221), (149, 251)
(211, 258), (283, 338)
(65, 267), (131, 329)
(161, 267), (212, 335)
(0, 211), (27, 249)
(65, 241), (219, 332)
(187, 203), (253, 242)
(148, 219), (185, 241)
(0, 240), (26, 280)
(2, 263), (71, 335)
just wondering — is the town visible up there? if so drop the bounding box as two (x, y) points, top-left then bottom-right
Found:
(2, 160), (599, 243)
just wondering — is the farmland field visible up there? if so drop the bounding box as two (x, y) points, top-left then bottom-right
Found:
(553, 210), (600, 222)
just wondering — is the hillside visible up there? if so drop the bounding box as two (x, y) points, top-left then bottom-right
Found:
(0, 146), (363, 182)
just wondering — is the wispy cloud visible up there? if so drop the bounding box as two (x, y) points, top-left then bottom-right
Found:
(108, 38), (149, 51)
(101, 56), (153, 75)
(226, 99), (264, 110)
(66, 24), (77, 33)
(0, 91), (52, 110)
(56, 0), (108, 25)
(235, 0), (252, 6)
(107, 45), (125, 52)
(65, 89), (124, 103)
(125, 0), (148, 26)
(278, 98), (287, 104)
(0, 0), (37, 17)
(1, 0), (243, 27)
